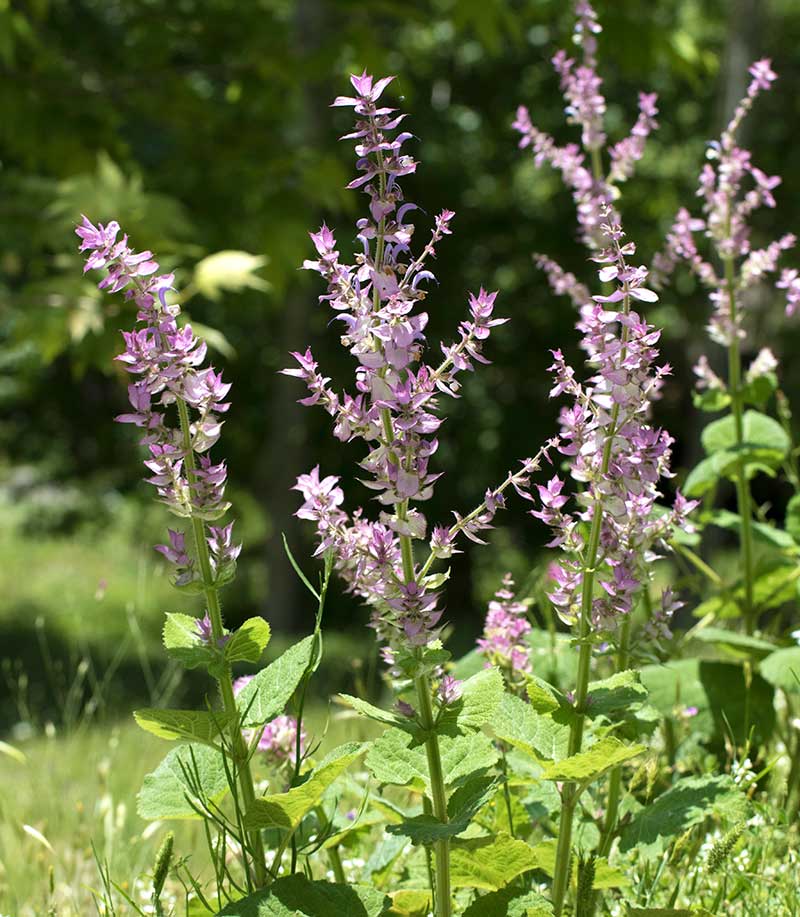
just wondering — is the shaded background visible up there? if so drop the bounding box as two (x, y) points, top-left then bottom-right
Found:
(2, 0), (800, 724)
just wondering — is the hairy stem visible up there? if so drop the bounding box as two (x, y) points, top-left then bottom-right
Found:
(415, 672), (451, 917)
(723, 250), (756, 632)
(176, 398), (267, 888)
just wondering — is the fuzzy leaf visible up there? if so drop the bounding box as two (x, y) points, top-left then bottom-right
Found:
(620, 774), (747, 857)
(438, 667), (505, 735)
(364, 727), (498, 789)
(491, 693), (571, 763)
(137, 743), (229, 820)
(387, 774), (497, 845)
(236, 635), (315, 728)
(540, 736), (644, 783)
(462, 888), (553, 916)
(162, 612), (218, 670)
(225, 617), (271, 664)
(701, 410), (789, 456)
(243, 743), (365, 832)
(449, 834), (539, 891)
(386, 889), (432, 916)
(215, 876), (389, 917)
(133, 708), (232, 745)
(586, 670), (648, 718)
(760, 646), (800, 691)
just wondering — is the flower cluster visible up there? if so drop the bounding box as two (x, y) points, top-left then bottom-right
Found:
(76, 217), (240, 590)
(651, 60), (795, 348)
(534, 216), (697, 627)
(286, 73), (549, 658)
(477, 574), (531, 687)
(513, 0), (657, 255)
(233, 677), (306, 766)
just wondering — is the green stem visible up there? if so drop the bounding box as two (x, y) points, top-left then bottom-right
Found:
(176, 398), (267, 888)
(723, 250), (756, 633)
(415, 672), (451, 917)
(597, 617), (630, 857)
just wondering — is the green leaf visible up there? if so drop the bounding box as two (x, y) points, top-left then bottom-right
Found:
(540, 736), (645, 783)
(386, 889), (432, 916)
(137, 743), (229, 820)
(690, 626), (776, 658)
(760, 646), (800, 692)
(692, 388), (730, 413)
(439, 667), (505, 735)
(133, 708), (231, 745)
(225, 617), (271, 664)
(785, 493), (800, 543)
(526, 677), (561, 714)
(524, 840), (629, 888)
(620, 774), (747, 858)
(691, 564), (800, 620)
(364, 727), (498, 789)
(215, 876), (389, 917)
(586, 670), (648, 718)
(640, 658), (775, 745)
(162, 612), (218, 670)
(462, 888), (553, 916)
(338, 695), (420, 735)
(243, 743), (365, 832)
(708, 509), (797, 551)
(449, 834), (539, 891)
(741, 371), (778, 408)
(701, 410), (789, 455)
(193, 250), (269, 302)
(236, 635), (315, 728)
(387, 774), (497, 845)
(491, 693), (571, 762)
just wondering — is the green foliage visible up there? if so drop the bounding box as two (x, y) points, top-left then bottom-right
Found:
(640, 658), (775, 744)
(585, 670), (648, 719)
(491, 692), (571, 762)
(133, 708), (232, 745)
(438, 666), (505, 734)
(759, 645), (800, 691)
(539, 737), (645, 783)
(364, 727), (499, 789)
(461, 887), (553, 916)
(137, 742), (229, 820)
(691, 563), (800, 620)
(620, 775), (748, 858)
(243, 742), (365, 831)
(236, 634), (315, 728)
(162, 612), (220, 671)
(216, 876), (390, 916)
(225, 616), (272, 665)
(449, 834), (540, 891)
(388, 774), (497, 845)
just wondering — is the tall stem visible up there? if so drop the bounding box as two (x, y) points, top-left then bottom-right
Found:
(176, 399), (267, 888)
(723, 251), (756, 632)
(415, 672), (452, 917)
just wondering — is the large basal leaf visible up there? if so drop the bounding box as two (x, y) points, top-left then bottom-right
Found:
(462, 888), (553, 916)
(387, 774), (497, 845)
(244, 742), (365, 831)
(586, 670), (648, 719)
(386, 889), (431, 916)
(236, 635), (315, 728)
(449, 833), (539, 891)
(225, 616), (271, 664)
(137, 742), (229, 820)
(133, 708), (232, 745)
(364, 727), (498, 789)
(620, 774), (747, 858)
(215, 875), (389, 916)
(491, 693), (571, 763)
(640, 658), (775, 745)
(539, 736), (645, 784)
(438, 667), (505, 735)
(760, 645), (800, 691)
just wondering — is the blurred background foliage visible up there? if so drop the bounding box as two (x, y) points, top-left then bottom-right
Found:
(2, 0), (800, 725)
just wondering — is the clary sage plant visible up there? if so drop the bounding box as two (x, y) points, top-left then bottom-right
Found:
(78, 3), (800, 915)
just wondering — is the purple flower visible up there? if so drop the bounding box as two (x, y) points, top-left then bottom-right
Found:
(437, 674), (463, 706)
(477, 574), (532, 686)
(284, 73), (546, 660)
(195, 612), (230, 649)
(77, 216), (239, 593)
